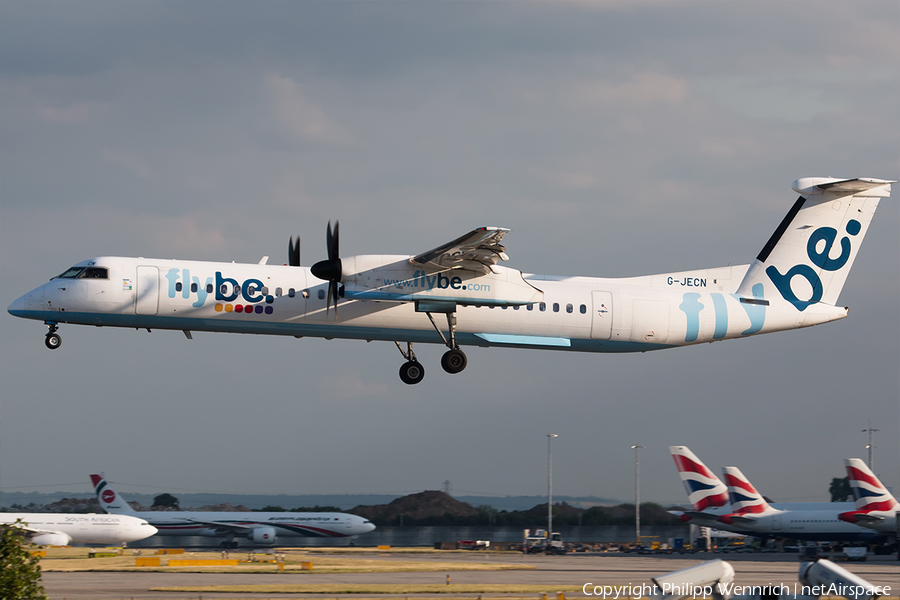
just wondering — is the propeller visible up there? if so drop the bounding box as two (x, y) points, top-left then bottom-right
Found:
(288, 236), (300, 267)
(310, 220), (342, 315)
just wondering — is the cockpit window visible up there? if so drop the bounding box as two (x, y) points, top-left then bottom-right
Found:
(78, 267), (109, 279)
(55, 266), (86, 279)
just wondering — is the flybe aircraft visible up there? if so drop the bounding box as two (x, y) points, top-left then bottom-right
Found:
(838, 458), (899, 537)
(91, 474), (375, 547)
(0, 513), (156, 546)
(718, 466), (884, 543)
(668, 446), (857, 537)
(8, 177), (893, 384)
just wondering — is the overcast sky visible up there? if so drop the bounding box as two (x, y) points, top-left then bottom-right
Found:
(1, 1), (897, 508)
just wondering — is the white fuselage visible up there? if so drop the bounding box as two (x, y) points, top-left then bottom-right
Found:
(0, 513), (157, 545)
(7, 255), (846, 352)
(124, 510), (375, 538)
(723, 507), (886, 542)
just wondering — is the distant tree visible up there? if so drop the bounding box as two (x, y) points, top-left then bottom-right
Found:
(256, 505), (287, 512)
(0, 520), (47, 599)
(830, 477), (852, 502)
(152, 493), (179, 510)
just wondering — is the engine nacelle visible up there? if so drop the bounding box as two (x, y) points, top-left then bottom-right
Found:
(249, 527), (277, 545)
(31, 532), (71, 546)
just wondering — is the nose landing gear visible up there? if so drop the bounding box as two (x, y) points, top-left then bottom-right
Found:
(44, 323), (62, 350)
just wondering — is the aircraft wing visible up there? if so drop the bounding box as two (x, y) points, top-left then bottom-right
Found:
(410, 227), (510, 273)
(182, 519), (257, 533)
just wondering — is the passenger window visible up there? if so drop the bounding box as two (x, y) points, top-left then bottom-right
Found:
(553, 303), (559, 312)
(220, 284), (229, 295)
(318, 289), (325, 300)
(566, 303), (573, 313)
(206, 284), (213, 294)
(191, 283), (198, 293)
(527, 304), (533, 311)
(580, 304), (587, 314)
(501, 306), (507, 310)
(78, 267), (108, 279)
(513, 305), (519, 310)
(175, 282), (182, 292)
(261, 286), (269, 295)
(275, 287), (282, 297)
(539, 302), (546, 312)
(288, 288), (295, 298)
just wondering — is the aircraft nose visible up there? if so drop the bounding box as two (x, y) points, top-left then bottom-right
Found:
(7, 293), (26, 317)
(362, 519), (376, 533)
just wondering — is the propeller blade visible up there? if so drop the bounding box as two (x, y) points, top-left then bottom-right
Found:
(288, 236), (300, 267)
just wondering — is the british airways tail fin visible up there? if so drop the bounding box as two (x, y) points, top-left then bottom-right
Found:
(90, 473), (138, 515)
(736, 177), (893, 310)
(722, 466), (772, 515)
(669, 446), (729, 511)
(844, 458), (899, 512)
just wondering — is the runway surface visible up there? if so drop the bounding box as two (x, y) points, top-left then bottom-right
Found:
(41, 551), (899, 599)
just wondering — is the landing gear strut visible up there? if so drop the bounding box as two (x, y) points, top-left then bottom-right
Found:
(44, 323), (61, 350)
(395, 342), (425, 385)
(424, 311), (468, 374)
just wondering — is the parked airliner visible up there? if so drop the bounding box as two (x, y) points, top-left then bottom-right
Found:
(91, 474), (375, 547)
(0, 513), (156, 546)
(718, 466), (883, 542)
(8, 177), (892, 383)
(838, 458), (899, 537)
(669, 446), (857, 538)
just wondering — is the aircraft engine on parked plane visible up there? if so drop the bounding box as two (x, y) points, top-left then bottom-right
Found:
(250, 527), (277, 545)
(31, 532), (71, 546)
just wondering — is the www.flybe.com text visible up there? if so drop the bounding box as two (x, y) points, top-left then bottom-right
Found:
(383, 270), (491, 292)
(582, 583), (892, 599)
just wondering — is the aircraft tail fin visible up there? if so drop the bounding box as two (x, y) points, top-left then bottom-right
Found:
(669, 446), (730, 511)
(844, 458), (899, 512)
(722, 466), (772, 515)
(736, 177), (893, 310)
(90, 473), (138, 515)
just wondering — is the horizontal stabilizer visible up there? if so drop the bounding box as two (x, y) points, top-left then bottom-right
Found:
(792, 177), (894, 196)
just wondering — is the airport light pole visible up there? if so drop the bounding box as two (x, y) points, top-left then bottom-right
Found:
(631, 445), (645, 544)
(547, 434), (558, 539)
(862, 425), (879, 469)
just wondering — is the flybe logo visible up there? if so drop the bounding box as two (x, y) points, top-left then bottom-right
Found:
(383, 270), (491, 292)
(766, 220), (860, 311)
(164, 269), (275, 314)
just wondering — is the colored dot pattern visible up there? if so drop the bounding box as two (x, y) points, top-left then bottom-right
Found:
(215, 303), (273, 314)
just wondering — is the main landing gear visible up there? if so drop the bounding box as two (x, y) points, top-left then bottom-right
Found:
(44, 323), (62, 350)
(393, 309), (468, 384)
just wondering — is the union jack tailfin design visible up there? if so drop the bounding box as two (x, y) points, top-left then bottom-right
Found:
(722, 466), (772, 515)
(669, 446), (729, 511)
(845, 458), (898, 512)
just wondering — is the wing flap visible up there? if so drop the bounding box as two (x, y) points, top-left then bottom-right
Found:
(411, 227), (510, 272)
(183, 519), (256, 533)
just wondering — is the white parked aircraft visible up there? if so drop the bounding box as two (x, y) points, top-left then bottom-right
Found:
(838, 458), (899, 537)
(718, 466), (883, 543)
(90, 474), (375, 547)
(8, 177), (892, 384)
(0, 513), (156, 546)
(668, 446), (857, 537)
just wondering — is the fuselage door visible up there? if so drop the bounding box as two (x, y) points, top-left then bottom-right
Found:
(771, 512), (783, 531)
(136, 266), (159, 315)
(590, 291), (613, 340)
